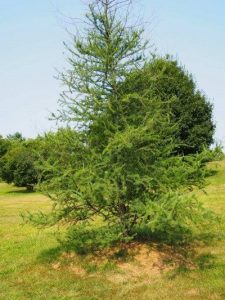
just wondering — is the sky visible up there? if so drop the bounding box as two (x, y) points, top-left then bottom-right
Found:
(1, 0), (225, 145)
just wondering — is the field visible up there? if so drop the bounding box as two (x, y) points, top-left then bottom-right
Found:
(1, 160), (225, 300)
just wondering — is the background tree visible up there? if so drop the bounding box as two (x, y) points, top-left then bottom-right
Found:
(120, 56), (215, 155)
(6, 132), (25, 142)
(1, 140), (39, 191)
(0, 136), (11, 180)
(0, 136), (10, 159)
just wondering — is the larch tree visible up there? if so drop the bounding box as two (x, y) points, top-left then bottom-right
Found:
(26, 0), (216, 249)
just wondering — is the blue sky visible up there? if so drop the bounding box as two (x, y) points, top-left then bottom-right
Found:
(1, 0), (225, 145)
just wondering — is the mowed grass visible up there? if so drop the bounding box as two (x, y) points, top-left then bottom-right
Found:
(1, 159), (225, 300)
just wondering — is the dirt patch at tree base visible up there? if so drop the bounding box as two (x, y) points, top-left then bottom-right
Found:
(51, 242), (197, 283)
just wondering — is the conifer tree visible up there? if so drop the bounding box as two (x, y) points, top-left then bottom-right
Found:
(27, 0), (215, 246)
(56, 0), (147, 147)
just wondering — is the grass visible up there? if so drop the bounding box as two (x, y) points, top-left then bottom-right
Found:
(0, 160), (225, 299)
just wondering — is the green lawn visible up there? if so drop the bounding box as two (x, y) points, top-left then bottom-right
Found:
(1, 159), (225, 300)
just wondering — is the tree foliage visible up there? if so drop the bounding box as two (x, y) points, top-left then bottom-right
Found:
(56, 0), (147, 130)
(120, 57), (215, 155)
(0, 135), (10, 159)
(26, 0), (217, 246)
(7, 132), (25, 142)
(0, 139), (38, 190)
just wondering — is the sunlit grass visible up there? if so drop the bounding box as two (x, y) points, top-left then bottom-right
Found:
(0, 182), (24, 195)
(0, 159), (225, 299)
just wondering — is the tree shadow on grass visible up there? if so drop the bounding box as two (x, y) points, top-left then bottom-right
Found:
(166, 251), (217, 279)
(6, 190), (35, 194)
(205, 168), (218, 178)
(36, 237), (218, 279)
(35, 225), (220, 278)
(37, 246), (63, 264)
